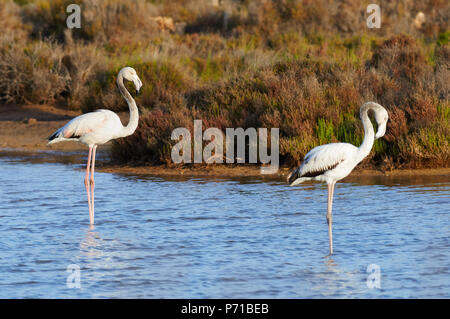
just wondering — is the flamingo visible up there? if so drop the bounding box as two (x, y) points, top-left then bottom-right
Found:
(48, 67), (142, 225)
(287, 102), (389, 255)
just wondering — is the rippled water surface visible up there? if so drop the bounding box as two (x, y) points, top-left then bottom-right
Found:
(0, 150), (449, 298)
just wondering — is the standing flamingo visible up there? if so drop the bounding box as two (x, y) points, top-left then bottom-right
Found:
(288, 102), (389, 255)
(48, 67), (142, 225)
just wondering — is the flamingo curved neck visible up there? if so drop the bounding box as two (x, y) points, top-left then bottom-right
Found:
(117, 74), (139, 138)
(356, 104), (376, 163)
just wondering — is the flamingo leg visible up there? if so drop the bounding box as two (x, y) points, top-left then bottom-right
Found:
(89, 146), (97, 225)
(327, 181), (336, 255)
(85, 147), (93, 224)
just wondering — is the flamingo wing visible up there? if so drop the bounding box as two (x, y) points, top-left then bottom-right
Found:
(288, 143), (356, 184)
(48, 110), (120, 143)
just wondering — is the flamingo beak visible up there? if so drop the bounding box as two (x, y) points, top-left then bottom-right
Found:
(375, 121), (387, 139)
(374, 108), (388, 139)
(134, 78), (142, 96)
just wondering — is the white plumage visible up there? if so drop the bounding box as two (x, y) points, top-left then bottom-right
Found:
(48, 67), (143, 225)
(48, 109), (124, 146)
(290, 143), (358, 185)
(288, 102), (389, 255)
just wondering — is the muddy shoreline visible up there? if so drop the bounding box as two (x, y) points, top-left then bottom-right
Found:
(2, 145), (448, 182)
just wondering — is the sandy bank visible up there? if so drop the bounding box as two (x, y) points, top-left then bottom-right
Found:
(98, 162), (450, 179)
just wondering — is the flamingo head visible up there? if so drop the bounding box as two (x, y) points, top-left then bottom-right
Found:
(373, 104), (389, 139)
(119, 67), (142, 95)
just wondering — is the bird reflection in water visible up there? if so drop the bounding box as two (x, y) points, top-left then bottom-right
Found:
(79, 226), (104, 259)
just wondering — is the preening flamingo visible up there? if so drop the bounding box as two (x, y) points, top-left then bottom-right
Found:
(48, 67), (142, 225)
(288, 102), (389, 255)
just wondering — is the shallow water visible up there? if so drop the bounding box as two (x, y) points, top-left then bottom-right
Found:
(0, 150), (449, 298)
